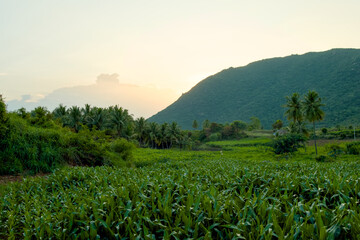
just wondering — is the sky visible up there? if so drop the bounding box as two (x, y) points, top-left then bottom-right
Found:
(1, 0), (360, 117)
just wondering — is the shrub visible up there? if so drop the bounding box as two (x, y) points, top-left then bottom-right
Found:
(209, 133), (222, 141)
(110, 138), (136, 162)
(0, 117), (64, 175)
(315, 155), (331, 162)
(271, 134), (306, 154)
(326, 144), (344, 159)
(346, 141), (360, 155)
(321, 128), (328, 134)
(62, 129), (107, 167)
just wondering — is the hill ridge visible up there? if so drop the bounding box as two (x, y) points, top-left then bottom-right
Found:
(149, 48), (360, 129)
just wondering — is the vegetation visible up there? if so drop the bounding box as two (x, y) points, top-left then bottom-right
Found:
(283, 91), (325, 155)
(1, 140), (360, 239)
(271, 134), (306, 154)
(149, 48), (360, 129)
(1, 79), (360, 239)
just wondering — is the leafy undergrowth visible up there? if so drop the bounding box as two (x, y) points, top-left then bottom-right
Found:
(1, 157), (360, 239)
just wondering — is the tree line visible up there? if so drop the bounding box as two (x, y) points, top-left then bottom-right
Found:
(15, 104), (191, 150)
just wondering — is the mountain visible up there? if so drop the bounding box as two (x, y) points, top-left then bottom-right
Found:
(149, 49), (360, 129)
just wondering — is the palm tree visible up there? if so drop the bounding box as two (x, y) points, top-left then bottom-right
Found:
(168, 122), (181, 148)
(159, 123), (170, 149)
(147, 122), (159, 149)
(81, 104), (92, 127)
(134, 117), (147, 147)
(109, 105), (133, 137)
(303, 90), (324, 155)
(66, 106), (82, 132)
(53, 104), (67, 122)
(88, 107), (107, 130)
(284, 93), (303, 132)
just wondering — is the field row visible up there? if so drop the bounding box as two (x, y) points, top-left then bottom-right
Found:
(1, 157), (360, 239)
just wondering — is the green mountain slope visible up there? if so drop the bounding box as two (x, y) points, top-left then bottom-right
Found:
(149, 49), (360, 129)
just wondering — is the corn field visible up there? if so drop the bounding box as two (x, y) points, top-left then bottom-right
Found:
(1, 158), (360, 239)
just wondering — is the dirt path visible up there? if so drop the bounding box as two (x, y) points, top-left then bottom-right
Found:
(0, 173), (49, 185)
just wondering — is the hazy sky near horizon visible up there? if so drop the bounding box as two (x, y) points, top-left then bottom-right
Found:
(1, 0), (360, 108)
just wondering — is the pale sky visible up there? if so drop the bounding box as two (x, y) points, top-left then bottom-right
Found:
(1, 0), (360, 115)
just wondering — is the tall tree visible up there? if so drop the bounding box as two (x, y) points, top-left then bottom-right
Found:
(110, 105), (132, 137)
(192, 120), (198, 130)
(53, 104), (67, 126)
(147, 122), (159, 149)
(202, 119), (210, 129)
(284, 93), (303, 130)
(88, 107), (107, 130)
(303, 91), (325, 155)
(67, 106), (83, 132)
(134, 117), (147, 147)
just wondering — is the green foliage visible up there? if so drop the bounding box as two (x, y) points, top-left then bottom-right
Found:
(30, 106), (54, 127)
(62, 127), (107, 167)
(271, 134), (306, 154)
(192, 119), (198, 129)
(0, 95), (9, 149)
(346, 141), (360, 155)
(248, 116), (262, 130)
(110, 138), (136, 162)
(326, 144), (344, 159)
(272, 119), (283, 130)
(149, 49), (360, 129)
(0, 116), (63, 175)
(0, 112), (136, 175)
(1, 156), (360, 239)
(321, 127), (328, 134)
(315, 155), (330, 162)
(208, 132), (221, 141)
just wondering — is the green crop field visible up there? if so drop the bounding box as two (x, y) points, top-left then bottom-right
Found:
(1, 139), (360, 239)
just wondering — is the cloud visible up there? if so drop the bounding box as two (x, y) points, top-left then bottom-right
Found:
(96, 73), (119, 85)
(5, 73), (179, 118)
(0, 73), (8, 76)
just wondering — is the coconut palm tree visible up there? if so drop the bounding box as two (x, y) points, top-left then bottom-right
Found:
(53, 104), (67, 122)
(147, 122), (159, 149)
(66, 106), (82, 132)
(88, 107), (107, 130)
(134, 117), (147, 147)
(168, 122), (181, 148)
(284, 93), (303, 132)
(109, 105), (133, 137)
(159, 123), (170, 149)
(303, 90), (324, 155)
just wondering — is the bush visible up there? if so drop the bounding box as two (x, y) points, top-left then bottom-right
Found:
(271, 134), (306, 154)
(346, 141), (360, 155)
(326, 144), (344, 159)
(0, 117), (64, 175)
(315, 155), (331, 162)
(62, 129), (107, 167)
(321, 128), (328, 134)
(110, 138), (136, 162)
(209, 133), (222, 141)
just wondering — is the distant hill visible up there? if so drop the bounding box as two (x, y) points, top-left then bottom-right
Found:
(149, 49), (360, 129)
